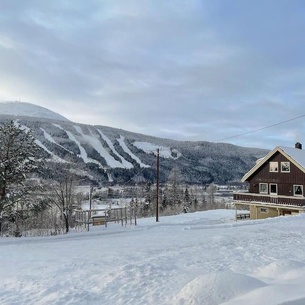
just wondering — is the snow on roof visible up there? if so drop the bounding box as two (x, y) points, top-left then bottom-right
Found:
(242, 145), (305, 182)
(279, 146), (305, 169)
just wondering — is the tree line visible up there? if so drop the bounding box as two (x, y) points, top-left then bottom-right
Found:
(0, 121), (228, 237)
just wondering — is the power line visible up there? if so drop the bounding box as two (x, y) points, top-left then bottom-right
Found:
(217, 114), (305, 142)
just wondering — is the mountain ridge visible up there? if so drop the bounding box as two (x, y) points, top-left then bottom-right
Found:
(0, 101), (69, 122)
(0, 101), (269, 185)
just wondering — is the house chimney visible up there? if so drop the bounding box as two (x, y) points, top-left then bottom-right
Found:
(295, 142), (302, 149)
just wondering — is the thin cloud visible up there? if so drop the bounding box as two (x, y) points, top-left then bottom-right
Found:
(0, 0), (304, 149)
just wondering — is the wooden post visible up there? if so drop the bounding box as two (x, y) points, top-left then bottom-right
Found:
(86, 210), (89, 232)
(120, 208), (123, 226)
(156, 148), (160, 222)
(88, 186), (93, 231)
(134, 206), (137, 226)
(125, 207), (127, 226)
(235, 204), (237, 222)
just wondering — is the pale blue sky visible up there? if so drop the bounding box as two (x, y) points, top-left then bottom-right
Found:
(0, 0), (304, 149)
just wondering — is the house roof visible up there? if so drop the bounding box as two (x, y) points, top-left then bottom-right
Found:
(241, 146), (305, 182)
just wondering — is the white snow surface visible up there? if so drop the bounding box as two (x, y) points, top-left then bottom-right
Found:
(53, 124), (102, 166)
(0, 101), (69, 121)
(16, 122), (66, 163)
(117, 135), (150, 168)
(97, 129), (133, 169)
(279, 146), (305, 169)
(73, 125), (127, 169)
(133, 141), (181, 159)
(34, 138), (67, 163)
(2, 210), (305, 305)
(40, 127), (73, 154)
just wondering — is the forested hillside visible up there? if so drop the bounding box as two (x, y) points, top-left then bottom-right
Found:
(0, 107), (268, 186)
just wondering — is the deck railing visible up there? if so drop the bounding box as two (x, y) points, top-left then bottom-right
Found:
(233, 192), (305, 207)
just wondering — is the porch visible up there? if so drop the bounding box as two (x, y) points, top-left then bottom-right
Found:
(233, 192), (305, 207)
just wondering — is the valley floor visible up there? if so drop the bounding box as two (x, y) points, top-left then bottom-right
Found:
(1, 210), (305, 305)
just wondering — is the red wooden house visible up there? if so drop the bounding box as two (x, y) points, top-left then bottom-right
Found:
(233, 143), (305, 219)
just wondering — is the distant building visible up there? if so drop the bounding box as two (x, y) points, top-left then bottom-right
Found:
(234, 143), (305, 219)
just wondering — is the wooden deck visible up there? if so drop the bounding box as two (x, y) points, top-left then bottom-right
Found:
(234, 192), (305, 207)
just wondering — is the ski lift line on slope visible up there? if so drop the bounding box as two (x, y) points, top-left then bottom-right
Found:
(122, 165), (151, 187)
(216, 114), (305, 142)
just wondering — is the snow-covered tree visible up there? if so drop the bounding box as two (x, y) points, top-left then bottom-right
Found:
(166, 166), (183, 207)
(206, 183), (217, 207)
(0, 121), (41, 233)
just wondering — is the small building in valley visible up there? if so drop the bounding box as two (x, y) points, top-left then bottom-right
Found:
(234, 142), (305, 219)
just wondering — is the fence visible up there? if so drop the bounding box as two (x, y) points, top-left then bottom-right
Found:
(74, 207), (137, 231)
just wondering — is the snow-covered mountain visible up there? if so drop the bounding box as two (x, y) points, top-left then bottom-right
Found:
(0, 101), (69, 122)
(0, 101), (268, 185)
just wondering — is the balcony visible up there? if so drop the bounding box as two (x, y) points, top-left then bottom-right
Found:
(233, 192), (305, 207)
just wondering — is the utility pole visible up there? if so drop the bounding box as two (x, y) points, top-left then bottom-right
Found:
(88, 186), (93, 231)
(156, 148), (160, 222)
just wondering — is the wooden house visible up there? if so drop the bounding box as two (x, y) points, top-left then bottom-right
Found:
(233, 142), (305, 220)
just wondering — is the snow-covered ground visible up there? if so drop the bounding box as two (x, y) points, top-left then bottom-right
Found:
(133, 141), (181, 159)
(0, 101), (69, 122)
(117, 135), (150, 168)
(1, 210), (305, 305)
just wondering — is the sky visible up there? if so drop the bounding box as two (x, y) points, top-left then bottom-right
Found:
(0, 0), (305, 149)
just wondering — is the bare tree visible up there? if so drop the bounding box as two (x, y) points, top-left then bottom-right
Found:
(206, 183), (217, 209)
(47, 167), (77, 233)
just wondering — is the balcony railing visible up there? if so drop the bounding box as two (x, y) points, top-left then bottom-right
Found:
(233, 192), (305, 207)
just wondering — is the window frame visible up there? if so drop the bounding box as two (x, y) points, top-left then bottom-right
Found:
(269, 162), (279, 172)
(281, 161), (290, 173)
(259, 183), (268, 194)
(260, 207), (269, 213)
(269, 183), (278, 195)
(293, 185), (303, 197)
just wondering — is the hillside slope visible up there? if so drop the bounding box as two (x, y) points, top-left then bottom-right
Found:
(0, 102), (268, 185)
(0, 101), (69, 122)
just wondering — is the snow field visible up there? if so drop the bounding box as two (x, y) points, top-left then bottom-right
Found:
(50, 124), (149, 171)
(1, 210), (305, 304)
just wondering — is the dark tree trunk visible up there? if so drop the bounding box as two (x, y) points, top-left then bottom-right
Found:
(63, 213), (69, 233)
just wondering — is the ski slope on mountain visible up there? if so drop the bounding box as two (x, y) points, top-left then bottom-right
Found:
(53, 123), (102, 166)
(97, 129), (133, 169)
(117, 135), (150, 168)
(16, 122), (66, 163)
(50, 123), (148, 170)
(1, 210), (305, 305)
(133, 141), (181, 159)
(40, 127), (73, 154)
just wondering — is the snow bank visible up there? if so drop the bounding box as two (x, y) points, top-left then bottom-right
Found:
(2, 210), (305, 305)
(173, 272), (266, 305)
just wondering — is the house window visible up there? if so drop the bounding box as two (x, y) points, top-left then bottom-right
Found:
(260, 207), (269, 213)
(270, 184), (277, 195)
(259, 183), (268, 194)
(270, 162), (278, 172)
(281, 162), (290, 173)
(293, 185), (303, 196)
